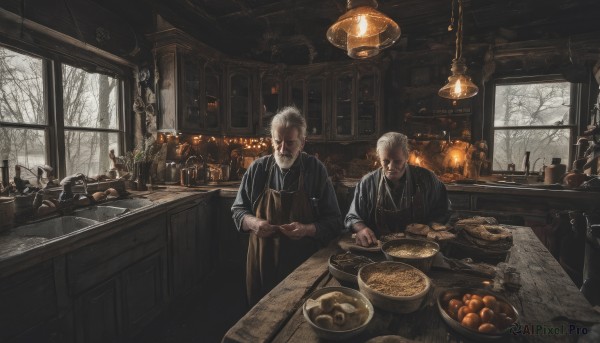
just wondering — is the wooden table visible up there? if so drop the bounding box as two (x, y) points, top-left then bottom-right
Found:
(223, 227), (600, 342)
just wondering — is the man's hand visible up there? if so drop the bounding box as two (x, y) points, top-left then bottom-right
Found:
(243, 215), (280, 238)
(280, 222), (315, 240)
(355, 226), (377, 247)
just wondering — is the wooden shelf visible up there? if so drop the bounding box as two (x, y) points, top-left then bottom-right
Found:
(410, 113), (472, 119)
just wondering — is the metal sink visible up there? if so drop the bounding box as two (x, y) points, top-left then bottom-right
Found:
(98, 198), (153, 210)
(15, 216), (99, 239)
(74, 206), (128, 222)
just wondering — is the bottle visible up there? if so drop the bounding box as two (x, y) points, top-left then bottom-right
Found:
(522, 151), (530, 177)
(544, 158), (567, 185)
(1, 160), (8, 188)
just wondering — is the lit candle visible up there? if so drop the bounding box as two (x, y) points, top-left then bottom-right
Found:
(454, 156), (459, 168)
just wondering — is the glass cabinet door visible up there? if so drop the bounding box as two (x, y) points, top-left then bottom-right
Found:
(182, 55), (201, 130)
(291, 79), (304, 113)
(204, 64), (220, 130)
(357, 73), (377, 138)
(307, 77), (325, 138)
(229, 72), (251, 130)
(261, 77), (281, 134)
(334, 73), (353, 137)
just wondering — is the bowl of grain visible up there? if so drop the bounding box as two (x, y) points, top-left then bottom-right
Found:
(358, 261), (430, 313)
(381, 238), (439, 272)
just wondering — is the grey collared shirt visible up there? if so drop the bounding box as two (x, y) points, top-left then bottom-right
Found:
(345, 165), (451, 234)
(231, 152), (343, 245)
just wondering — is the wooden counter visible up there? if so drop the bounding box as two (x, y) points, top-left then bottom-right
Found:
(223, 226), (600, 343)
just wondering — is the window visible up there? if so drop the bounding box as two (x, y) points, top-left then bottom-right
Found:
(491, 77), (576, 173)
(0, 45), (124, 182)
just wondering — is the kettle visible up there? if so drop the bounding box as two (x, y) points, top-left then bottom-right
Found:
(180, 156), (198, 187)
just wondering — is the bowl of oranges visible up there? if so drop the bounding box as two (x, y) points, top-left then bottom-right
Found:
(437, 288), (519, 340)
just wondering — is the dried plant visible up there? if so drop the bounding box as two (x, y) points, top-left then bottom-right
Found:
(123, 138), (162, 172)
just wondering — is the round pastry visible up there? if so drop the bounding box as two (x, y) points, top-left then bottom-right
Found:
(406, 223), (431, 236)
(463, 225), (511, 242)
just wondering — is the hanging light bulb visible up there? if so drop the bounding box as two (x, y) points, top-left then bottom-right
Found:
(327, 0), (400, 59)
(438, 0), (478, 100)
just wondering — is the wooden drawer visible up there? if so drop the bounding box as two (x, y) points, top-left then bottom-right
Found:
(67, 213), (167, 294)
(448, 193), (471, 210)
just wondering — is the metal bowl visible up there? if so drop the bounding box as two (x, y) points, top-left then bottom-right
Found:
(437, 288), (519, 341)
(358, 261), (430, 314)
(381, 238), (439, 272)
(303, 286), (374, 341)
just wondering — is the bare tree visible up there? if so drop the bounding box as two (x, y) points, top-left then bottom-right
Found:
(493, 82), (570, 171)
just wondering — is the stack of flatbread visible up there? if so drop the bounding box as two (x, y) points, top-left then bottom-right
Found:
(405, 222), (456, 241)
(454, 216), (513, 251)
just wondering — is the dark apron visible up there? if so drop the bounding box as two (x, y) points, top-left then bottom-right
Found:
(246, 156), (317, 305)
(374, 167), (425, 235)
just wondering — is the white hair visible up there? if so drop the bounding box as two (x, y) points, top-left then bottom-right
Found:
(270, 106), (307, 139)
(376, 132), (409, 157)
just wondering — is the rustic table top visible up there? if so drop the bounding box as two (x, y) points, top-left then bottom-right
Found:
(223, 226), (600, 343)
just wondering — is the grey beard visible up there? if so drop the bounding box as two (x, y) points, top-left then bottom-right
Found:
(274, 153), (297, 169)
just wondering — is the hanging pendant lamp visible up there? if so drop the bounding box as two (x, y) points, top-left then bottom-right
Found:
(327, 0), (401, 59)
(438, 0), (478, 99)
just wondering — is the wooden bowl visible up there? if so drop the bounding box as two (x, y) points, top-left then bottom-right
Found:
(358, 261), (430, 314)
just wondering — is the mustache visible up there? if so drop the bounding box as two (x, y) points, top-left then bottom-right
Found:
(276, 152), (294, 159)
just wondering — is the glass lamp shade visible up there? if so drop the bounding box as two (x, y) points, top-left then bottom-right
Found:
(438, 60), (479, 99)
(327, 5), (400, 59)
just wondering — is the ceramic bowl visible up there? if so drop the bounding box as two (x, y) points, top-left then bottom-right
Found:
(303, 286), (374, 341)
(381, 238), (439, 272)
(437, 287), (519, 341)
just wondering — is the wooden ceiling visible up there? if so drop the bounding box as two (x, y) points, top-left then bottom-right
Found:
(95, 0), (600, 65)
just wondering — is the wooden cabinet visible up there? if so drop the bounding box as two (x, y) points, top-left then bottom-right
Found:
(155, 46), (225, 133)
(122, 251), (167, 334)
(227, 68), (255, 134)
(283, 74), (328, 140)
(0, 261), (64, 343)
(170, 204), (198, 296)
(259, 73), (283, 135)
(203, 62), (222, 132)
(332, 65), (381, 140)
(169, 197), (215, 297)
(69, 213), (168, 342)
(76, 278), (121, 343)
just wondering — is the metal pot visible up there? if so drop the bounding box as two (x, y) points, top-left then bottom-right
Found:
(180, 167), (197, 187)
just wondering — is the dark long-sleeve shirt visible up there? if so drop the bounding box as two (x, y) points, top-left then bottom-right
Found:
(231, 152), (343, 245)
(345, 165), (450, 234)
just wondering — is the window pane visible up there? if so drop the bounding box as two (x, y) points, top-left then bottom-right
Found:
(0, 46), (46, 125)
(62, 64), (118, 129)
(65, 130), (118, 176)
(493, 129), (570, 172)
(494, 82), (570, 127)
(0, 127), (46, 180)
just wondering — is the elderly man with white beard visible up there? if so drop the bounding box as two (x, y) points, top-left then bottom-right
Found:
(231, 106), (342, 305)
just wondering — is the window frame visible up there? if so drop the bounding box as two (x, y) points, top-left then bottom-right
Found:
(487, 75), (580, 174)
(0, 44), (128, 180)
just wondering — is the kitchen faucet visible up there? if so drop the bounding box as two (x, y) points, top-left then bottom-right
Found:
(59, 173), (89, 202)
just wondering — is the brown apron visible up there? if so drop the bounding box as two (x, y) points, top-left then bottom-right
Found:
(246, 156), (317, 305)
(375, 167), (425, 235)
